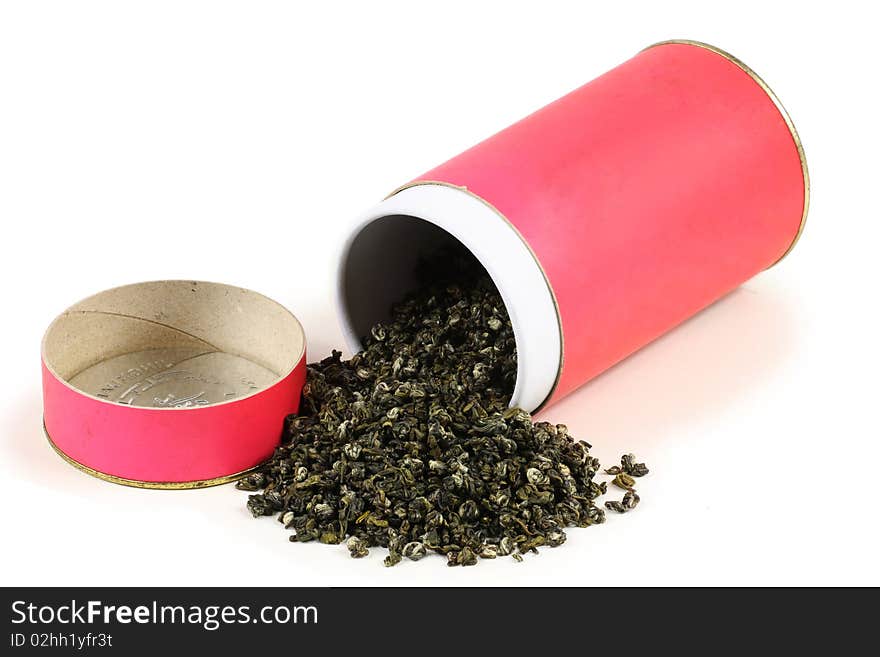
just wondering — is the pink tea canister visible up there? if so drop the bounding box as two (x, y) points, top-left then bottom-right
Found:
(337, 40), (809, 412)
(41, 281), (307, 488)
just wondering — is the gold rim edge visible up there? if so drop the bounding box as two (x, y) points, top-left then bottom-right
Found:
(44, 423), (260, 490)
(644, 39), (810, 268)
(386, 181), (564, 412)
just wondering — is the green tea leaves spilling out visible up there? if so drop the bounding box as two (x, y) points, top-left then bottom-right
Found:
(239, 252), (648, 565)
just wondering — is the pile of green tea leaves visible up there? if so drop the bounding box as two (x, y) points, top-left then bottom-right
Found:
(239, 251), (648, 566)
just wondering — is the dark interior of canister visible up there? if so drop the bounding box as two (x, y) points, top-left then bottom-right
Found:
(342, 215), (489, 342)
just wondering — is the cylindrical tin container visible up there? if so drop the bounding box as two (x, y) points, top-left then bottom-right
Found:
(337, 40), (809, 412)
(42, 281), (307, 488)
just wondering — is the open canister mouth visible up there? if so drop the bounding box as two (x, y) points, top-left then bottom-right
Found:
(41, 280), (307, 488)
(336, 183), (563, 413)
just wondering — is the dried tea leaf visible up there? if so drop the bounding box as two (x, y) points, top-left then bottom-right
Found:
(239, 246), (647, 566)
(620, 453), (650, 477)
(623, 489), (640, 510)
(346, 536), (369, 558)
(606, 489), (640, 514)
(612, 472), (636, 490)
(604, 500), (627, 514)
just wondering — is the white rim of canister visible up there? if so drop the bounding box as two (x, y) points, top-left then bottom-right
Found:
(336, 182), (561, 412)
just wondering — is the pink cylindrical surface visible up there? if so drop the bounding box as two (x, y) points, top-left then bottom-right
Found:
(407, 41), (807, 405)
(42, 356), (305, 484)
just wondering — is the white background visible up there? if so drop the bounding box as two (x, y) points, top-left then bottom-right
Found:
(1, 1), (878, 587)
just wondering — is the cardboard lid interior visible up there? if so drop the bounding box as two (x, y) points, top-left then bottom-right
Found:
(42, 281), (305, 408)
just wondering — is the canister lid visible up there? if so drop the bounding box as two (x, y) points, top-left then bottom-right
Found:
(41, 280), (307, 489)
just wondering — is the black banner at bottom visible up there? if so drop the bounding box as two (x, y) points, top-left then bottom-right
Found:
(1, 587), (870, 653)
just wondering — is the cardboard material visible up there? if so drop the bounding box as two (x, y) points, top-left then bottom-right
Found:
(42, 281), (307, 488)
(345, 40), (809, 410)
